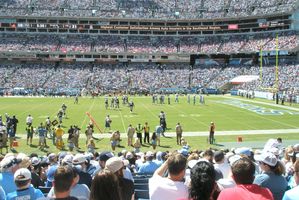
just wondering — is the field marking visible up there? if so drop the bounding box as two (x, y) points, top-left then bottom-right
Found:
(168, 104), (208, 128)
(215, 99), (299, 129)
(139, 101), (160, 120)
(214, 102), (264, 130)
(224, 96), (299, 111)
(118, 109), (127, 133)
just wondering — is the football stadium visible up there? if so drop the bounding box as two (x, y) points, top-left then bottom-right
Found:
(0, 0), (299, 200)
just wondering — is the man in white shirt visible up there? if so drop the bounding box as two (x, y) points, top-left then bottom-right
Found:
(213, 151), (231, 179)
(149, 153), (188, 200)
(26, 114), (33, 126)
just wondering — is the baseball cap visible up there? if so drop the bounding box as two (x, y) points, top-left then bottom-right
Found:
(104, 157), (125, 173)
(235, 147), (252, 156)
(0, 156), (21, 169)
(72, 154), (87, 165)
(47, 153), (57, 163)
(228, 155), (242, 166)
(179, 149), (189, 157)
(62, 154), (73, 165)
(99, 151), (114, 162)
(146, 151), (154, 157)
(14, 168), (32, 181)
(255, 152), (277, 167)
(17, 153), (31, 169)
(31, 157), (41, 166)
(125, 152), (133, 160)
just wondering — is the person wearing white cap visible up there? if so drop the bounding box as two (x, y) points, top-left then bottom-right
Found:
(30, 157), (45, 188)
(72, 154), (92, 188)
(104, 157), (134, 200)
(0, 155), (21, 194)
(6, 168), (44, 200)
(254, 152), (287, 200)
(283, 160), (299, 200)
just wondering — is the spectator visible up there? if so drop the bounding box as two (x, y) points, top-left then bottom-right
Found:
(218, 157), (274, 200)
(6, 168), (44, 200)
(0, 185), (5, 200)
(72, 154), (92, 188)
(181, 161), (220, 200)
(214, 151), (231, 179)
(30, 157), (45, 188)
(282, 160), (299, 200)
(90, 172), (122, 200)
(149, 152), (188, 200)
(138, 151), (159, 174)
(254, 152), (288, 200)
(47, 167), (90, 200)
(44, 165), (78, 200)
(0, 155), (21, 194)
(104, 156), (134, 200)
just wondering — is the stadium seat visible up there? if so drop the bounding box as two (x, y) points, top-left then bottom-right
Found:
(135, 189), (149, 200)
(134, 178), (149, 184)
(134, 183), (149, 190)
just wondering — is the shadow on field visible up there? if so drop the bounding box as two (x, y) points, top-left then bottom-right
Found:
(30, 144), (38, 148)
(212, 143), (224, 147)
(159, 145), (171, 148)
(93, 137), (104, 142)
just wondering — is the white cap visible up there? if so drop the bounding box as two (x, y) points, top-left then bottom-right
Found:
(255, 152), (277, 167)
(72, 154), (87, 165)
(14, 168), (32, 181)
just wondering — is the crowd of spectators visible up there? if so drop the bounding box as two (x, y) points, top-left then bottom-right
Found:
(0, 0), (297, 19)
(0, 62), (298, 96)
(0, 137), (299, 199)
(0, 33), (297, 54)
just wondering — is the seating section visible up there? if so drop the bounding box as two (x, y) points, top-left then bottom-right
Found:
(0, 0), (297, 18)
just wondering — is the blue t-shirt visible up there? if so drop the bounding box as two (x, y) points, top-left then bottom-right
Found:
(0, 186), (6, 200)
(0, 172), (17, 194)
(254, 171), (288, 200)
(138, 161), (159, 174)
(6, 185), (44, 200)
(38, 127), (47, 137)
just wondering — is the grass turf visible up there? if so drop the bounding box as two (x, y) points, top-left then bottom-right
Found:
(0, 95), (298, 155)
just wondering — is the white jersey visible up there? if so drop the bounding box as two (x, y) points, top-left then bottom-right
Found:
(26, 116), (33, 124)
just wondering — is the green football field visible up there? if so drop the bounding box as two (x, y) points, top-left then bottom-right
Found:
(1, 95), (299, 155)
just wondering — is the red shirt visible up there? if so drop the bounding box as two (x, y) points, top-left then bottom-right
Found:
(217, 184), (274, 200)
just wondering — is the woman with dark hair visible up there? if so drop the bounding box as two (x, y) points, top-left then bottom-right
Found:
(179, 161), (219, 200)
(190, 161), (219, 200)
(90, 172), (122, 200)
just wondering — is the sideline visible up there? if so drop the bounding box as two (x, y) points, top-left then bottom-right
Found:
(15, 128), (299, 139)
